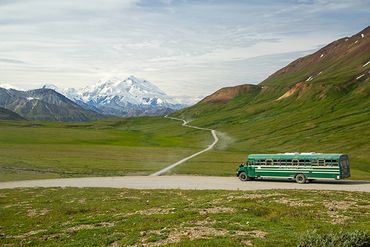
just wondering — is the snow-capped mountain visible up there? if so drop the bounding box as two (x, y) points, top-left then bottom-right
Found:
(43, 76), (185, 117)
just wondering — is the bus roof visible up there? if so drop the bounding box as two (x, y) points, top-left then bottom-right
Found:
(247, 153), (347, 160)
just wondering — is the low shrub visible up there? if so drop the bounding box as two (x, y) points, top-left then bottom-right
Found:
(298, 230), (370, 247)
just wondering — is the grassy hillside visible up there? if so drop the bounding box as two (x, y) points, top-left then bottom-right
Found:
(0, 107), (24, 121)
(171, 26), (370, 179)
(1, 188), (369, 247)
(0, 117), (211, 181)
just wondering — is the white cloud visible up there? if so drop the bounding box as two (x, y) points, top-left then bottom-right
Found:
(0, 0), (369, 100)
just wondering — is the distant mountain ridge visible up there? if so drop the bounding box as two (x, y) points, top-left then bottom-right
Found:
(44, 76), (185, 117)
(0, 76), (186, 120)
(0, 87), (103, 121)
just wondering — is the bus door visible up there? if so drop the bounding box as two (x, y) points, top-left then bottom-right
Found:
(341, 158), (350, 178)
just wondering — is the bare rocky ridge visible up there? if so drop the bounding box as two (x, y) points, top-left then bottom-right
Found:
(201, 84), (261, 103)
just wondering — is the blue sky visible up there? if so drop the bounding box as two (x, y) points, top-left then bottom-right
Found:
(0, 0), (369, 103)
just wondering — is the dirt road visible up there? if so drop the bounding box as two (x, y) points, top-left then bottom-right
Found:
(0, 176), (369, 192)
(150, 116), (218, 176)
(1, 117), (368, 192)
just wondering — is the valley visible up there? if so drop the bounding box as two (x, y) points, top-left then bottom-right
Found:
(0, 117), (211, 181)
(1, 2), (369, 247)
(1, 27), (368, 181)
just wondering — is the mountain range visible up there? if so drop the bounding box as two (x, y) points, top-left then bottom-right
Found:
(0, 88), (103, 121)
(0, 76), (185, 121)
(46, 76), (184, 117)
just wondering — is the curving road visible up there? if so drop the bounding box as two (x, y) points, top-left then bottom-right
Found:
(0, 176), (369, 192)
(1, 116), (369, 192)
(150, 116), (218, 176)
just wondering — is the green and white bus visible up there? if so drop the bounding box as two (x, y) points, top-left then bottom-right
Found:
(236, 153), (350, 183)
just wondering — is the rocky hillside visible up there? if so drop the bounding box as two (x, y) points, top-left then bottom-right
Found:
(0, 88), (104, 121)
(201, 84), (261, 104)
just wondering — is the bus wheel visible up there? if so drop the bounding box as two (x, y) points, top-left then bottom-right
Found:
(295, 174), (306, 184)
(239, 172), (248, 181)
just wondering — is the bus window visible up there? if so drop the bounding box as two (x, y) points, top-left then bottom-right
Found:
(286, 160), (293, 166)
(319, 159), (325, 166)
(299, 160), (305, 165)
(257, 160), (265, 165)
(312, 160), (318, 166)
(274, 160), (281, 166)
(292, 159), (298, 166)
(305, 160), (311, 165)
(325, 160), (332, 166)
(266, 159), (273, 166)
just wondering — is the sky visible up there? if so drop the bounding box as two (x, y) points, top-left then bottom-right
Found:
(0, 0), (369, 103)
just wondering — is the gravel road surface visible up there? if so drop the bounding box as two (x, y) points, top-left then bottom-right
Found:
(1, 176), (369, 192)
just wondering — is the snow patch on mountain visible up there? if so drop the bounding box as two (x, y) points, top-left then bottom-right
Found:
(26, 97), (40, 101)
(305, 76), (313, 82)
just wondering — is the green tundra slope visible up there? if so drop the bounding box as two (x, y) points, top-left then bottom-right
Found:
(0, 107), (24, 121)
(171, 26), (370, 179)
(1, 188), (369, 247)
(0, 117), (211, 181)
